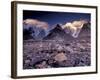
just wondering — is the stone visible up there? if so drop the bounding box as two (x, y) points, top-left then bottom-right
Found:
(77, 43), (85, 49)
(66, 46), (74, 53)
(25, 59), (30, 64)
(54, 52), (67, 62)
(35, 61), (48, 68)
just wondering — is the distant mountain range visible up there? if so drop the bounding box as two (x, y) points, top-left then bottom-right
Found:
(23, 22), (90, 40)
(43, 24), (74, 40)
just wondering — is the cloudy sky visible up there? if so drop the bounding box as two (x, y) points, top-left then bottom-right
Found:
(23, 10), (90, 28)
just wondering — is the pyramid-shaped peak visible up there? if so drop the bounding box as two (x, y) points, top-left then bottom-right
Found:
(54, 24), (62, 30)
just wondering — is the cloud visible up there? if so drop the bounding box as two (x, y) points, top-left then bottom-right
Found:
(62, 20), (88, 38)
(62, 20), (88, 29)
(23, 19), (49, 29)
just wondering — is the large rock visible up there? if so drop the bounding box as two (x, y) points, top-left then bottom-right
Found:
(54, 52), (67, 62)
(35, 60), (48, 68)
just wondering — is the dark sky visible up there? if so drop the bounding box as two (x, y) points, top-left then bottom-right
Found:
(23, 10), (91, 27)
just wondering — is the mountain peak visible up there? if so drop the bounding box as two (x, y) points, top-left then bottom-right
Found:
(43, 24), (74, 40)
(55, 24), (62, 29)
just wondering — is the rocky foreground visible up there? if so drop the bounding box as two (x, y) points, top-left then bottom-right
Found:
(23, 39), (91, 69)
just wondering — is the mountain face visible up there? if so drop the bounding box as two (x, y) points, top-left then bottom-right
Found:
(23, 24), (47, 40)
(43, 24), (74, 41)
(23, 23), (90, 40)
(78, 23), (91, 38)
(23, 27), (35, 40)
(81, 23), (90, 31)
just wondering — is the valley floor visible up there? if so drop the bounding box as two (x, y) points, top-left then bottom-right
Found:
(23, 39), (91, 69)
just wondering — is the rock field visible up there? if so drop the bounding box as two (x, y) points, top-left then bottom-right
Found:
(23, 39), (91, 69)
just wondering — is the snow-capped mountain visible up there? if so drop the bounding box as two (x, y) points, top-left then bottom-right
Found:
(23, 21), (90, 40)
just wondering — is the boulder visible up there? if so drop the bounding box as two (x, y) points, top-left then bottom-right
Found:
(54, 52), (67, 62)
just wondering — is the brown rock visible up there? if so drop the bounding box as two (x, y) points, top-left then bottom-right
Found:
(35, 61), (48, 68)
(54, 52), (67, 62)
